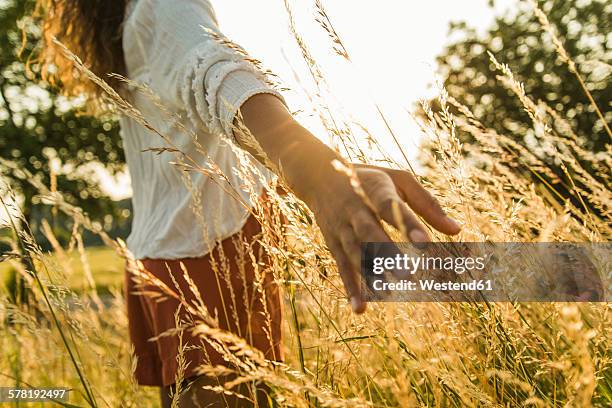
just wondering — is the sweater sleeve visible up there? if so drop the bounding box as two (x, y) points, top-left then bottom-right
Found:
(146, 0), (284, 137)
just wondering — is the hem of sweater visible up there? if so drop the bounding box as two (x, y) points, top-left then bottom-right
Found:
(127, 192), (261, 261)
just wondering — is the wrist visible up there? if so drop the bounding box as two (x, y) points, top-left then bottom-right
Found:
(238, 93), (347, 206)
(277, 130), (345, 207)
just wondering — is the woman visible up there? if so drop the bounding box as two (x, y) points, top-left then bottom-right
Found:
(37, 0), (461, 406)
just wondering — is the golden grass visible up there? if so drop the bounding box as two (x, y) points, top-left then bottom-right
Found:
(0, 1), (610, 407)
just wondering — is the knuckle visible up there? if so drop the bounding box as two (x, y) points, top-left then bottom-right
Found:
(381, 197), (405, 220)
(353, 218), (378, 235)
(423, 191), (443, 210)
(379, 197), (398, 214)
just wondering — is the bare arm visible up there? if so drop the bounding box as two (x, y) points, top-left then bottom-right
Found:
(238, 94), (461, 313)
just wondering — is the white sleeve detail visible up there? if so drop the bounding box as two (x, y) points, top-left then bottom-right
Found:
(197, 61), (285, 137)
(147, 0), (285, 139)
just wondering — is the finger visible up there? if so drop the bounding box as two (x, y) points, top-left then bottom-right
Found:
(576, 290), (601, 302)
(338, 226), (367, 313)
(351, 208), (413, 278)
(328, 236), (366, 313)
(350, 208), (391, 244)
(572, 252), (603, 301)
(388, 169), (461, 235)
(378, 197), (430, 243)
(354, 169), (430, 242)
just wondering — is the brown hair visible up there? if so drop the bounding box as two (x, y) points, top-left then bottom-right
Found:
(35, 0), (128, 112)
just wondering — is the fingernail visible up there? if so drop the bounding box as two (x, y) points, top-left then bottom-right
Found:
(446, 216), (462, 232)
(409, 229), (428, 243)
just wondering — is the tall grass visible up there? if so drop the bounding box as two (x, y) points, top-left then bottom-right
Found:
(0, 0), (610, 407)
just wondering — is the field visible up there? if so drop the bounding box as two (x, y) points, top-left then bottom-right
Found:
(0, 0), (611, 407)
(0, 247), (123, 295)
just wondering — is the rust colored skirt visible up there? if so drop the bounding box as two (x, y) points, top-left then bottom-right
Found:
(125, 213), (283, 387)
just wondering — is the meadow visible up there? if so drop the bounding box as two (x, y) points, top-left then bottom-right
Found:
(0, 0), (610, 407)
(0, 247), (123, 295)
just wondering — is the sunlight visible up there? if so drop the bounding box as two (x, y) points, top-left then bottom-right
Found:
(213, 0), (514, 164)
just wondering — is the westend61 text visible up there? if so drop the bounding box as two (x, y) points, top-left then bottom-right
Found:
(372, 279), (493, 292)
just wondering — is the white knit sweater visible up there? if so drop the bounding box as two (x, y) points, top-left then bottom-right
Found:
(120, 0), (282, 259)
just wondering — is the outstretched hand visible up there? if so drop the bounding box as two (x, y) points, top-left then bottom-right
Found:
(308, 164), (461, 313)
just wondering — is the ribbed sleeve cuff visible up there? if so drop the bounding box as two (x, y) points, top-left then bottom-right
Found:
(216, 69), (286, 137)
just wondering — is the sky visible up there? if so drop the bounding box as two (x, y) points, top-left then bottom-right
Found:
(215, 0), (513, 105)
(105, 0), (515, 199)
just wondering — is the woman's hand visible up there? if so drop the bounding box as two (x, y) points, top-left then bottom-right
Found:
(238, 93), (461, 313)
(306, 165), (461, 313)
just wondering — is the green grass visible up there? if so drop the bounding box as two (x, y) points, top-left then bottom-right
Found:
(0, 246), (123, 295)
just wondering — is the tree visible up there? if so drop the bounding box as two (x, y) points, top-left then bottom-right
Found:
(0, 0), (128, 304)
(436, 0), (609, 146)
(0, 0), (127, 241)
(428, 0), (610, 211)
